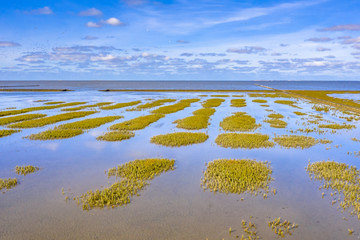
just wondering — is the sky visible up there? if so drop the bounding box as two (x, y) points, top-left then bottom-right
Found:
(1, 0), (360, 81)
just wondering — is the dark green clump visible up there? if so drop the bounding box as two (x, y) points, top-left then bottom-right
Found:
(273, 135), (319, 149)
(0, 129), (20, 138)
(110, 114), (164, 130)
(215, 133), (274, 149)
(28, 129), (84, 140)
(57, 116), (122, 129)
(152, 99), (199, 114)
(151, 132), (209, 147)
(15, 165), (40, 176)
(0, 178), (18, 190)
(202, 98), (225, 108)
(97, 131), (135, 141)
(100, 101), (141, 110)
(0, 113), (46, 126)
(231, 99), (246, 107)
(220, 112), (260, 131)
(174, 108), (215, 130)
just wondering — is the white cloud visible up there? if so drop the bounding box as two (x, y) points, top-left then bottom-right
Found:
(316, 47), (331, 52)
(79, 8), (102, 16)
(104, 18), (123, 26)
(319, 24), (360, 32)
(26, 6), (53, 15)
(0, 41), (21, 47)
(90, 54), (117, 61)
(227, 46), (266, 54)
(86, 21), (102, 28)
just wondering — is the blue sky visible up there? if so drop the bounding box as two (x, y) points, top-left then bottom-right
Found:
(1, 0), (360, 80)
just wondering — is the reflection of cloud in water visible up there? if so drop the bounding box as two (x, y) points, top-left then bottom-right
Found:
(88, 130), (102, 137)
(39, 143), (59, 151)
(84, 141), (106, 151)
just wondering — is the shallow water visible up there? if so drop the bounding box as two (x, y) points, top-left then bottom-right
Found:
(0, 90), (360, 240)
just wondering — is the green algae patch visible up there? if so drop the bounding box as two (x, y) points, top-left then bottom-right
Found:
(268, 113), (284, 119)
(0, 113), (46, 126)
(201, 159), (273, 195)
(318, 123), (355, 130)
(268, 218), (298, 237)
(0, 102), (87, 117)
(62, 102), (113, 111)
(0, 129), (20, 138)
(274, 100), (299, 108)
(252, 99), (267, 103)
(100, 101), (141, 110)
(273, 135), (319, 149)
(0, 178), (18, 190)
(97, 131), (135, 142)
(231, 99), (246, 107)
(44, 101), (65, 105)
(15, 165), (40, 176)
(294, 111), (307, 116)
(249, 92), (288, 98)
(210, 94), (229, 97)
(134, 99), (177, 110)
(306, 161), (360, 219)
(58, 116), (122, 129)
(79, 158), (174, 209)
(151, 132), (208, 147)
(264, 119), (288, 128)
(260, 104), (270, 107)
(8, 111), (96, 128)
(352, 137), (360, 142)
(220, 112), (260, 131)
(151, 99), (199, 114)
(215, 133), (274, 149)
(312, 104), (330, 112)
(174, 108), (215, 130)
(110, 114), (164, 131)
(201, 98), (225, 108)
(28, 129), (84, 140)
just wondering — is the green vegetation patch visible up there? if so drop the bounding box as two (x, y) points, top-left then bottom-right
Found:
(110, 114), (164, 130)
(175, 108), (215, 130)
(274, 100), (299, 108)
(231, 98), (246, 107)
(268, 218), (298, 237)
(268, 113), (284, 119)
(0, 178), (18, 190)
(273, 135), (319, 149)
(352, 137), (360, 142)
(260, 104), (270, 107)
(0, 102), (87, 117)
(201, 159), (273, 195)
(58, 116), (122, 129)
(215, 133), (274, 149)
(151, 99), (199, 114)
(210, 94), (229, 97)
(44, 101), (65, 105)
(15, 165), (40, 176)
(312, 104), (330, 112)
(100, 100), (141, 110)
(28, 129), (84, 140)
(135, 99), (177, 109)
(62, 102), (113, 111)
(318, 123), (355, 129)
(151, 132), (208, 147)
(294, 111), (307, 116)
(201, 98), (225, 108)
(264, 119), (288, 128)
(249, 92), (288, 98)
(252, 99), (267, 103)
(79, 158), (174, 209)
(0, 129), (20, 138)
(8, 111), (96, 128)
(306, 161), (360, 219)
(220, 112), (260, 131)
(97, 131), (135, 142)
(0, 113), (46, 126)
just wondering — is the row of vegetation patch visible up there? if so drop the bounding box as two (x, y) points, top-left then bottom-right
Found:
(0, 129), (20, 138)
(100, 101), (141, 110)
(202, 98), (225, 108)
(151, 99), (199, 114)
(0, 113), (46, 126)
(231, 99), (246, 107)
(174, 108), (216, 130)
(62, 102), (113, 111)
(151, 132), (208, 147)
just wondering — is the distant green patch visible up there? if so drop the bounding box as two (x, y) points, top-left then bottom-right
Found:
(9, 111), (96, 128)
(0, 129), (20, 138)
(0, 178), (18, 190)
(28, 129), (84, 140)
(274, 100), (299, 108)
(201, 98), (225, 108)
(352, 137), (360, 142)
(274, 135), (319, 149)
(134, 99), (177, 109)
(318, 123), (355, 129)
(15, 165), (40, 176)
(110, 114), (164, 130)
(175, 108), (215, 130)
(58, 116), (122, 129)
(232, 95), (244, 97)
(268, 113), (284, 119)
(312, 104), (330, 112)
(151, 132), (208, 147)
(249, 93), (288, 98)
(264, 119), (288, 128)
(44, 101), (65, 105)
(97, 131), (135, 142)
(252, 99), (267, 103)
(0, 113), (46, 126)
(201, 159), (273, 195)
(152, 99), (199, 114)
(210, 94), (229, 97)
(79, 158), (174, 209)
(0, 102), (86, 117)
(62, 102), (113, 111)
(260, 104), (270, 107)
(231, 99), (246, 107)
(215, 133), (274, 149)
(294, 111), (307, 116)
(220, 112), (260, 131)
(100, 101), (141, 110)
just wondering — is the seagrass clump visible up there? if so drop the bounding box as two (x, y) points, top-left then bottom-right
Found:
(15, 165), (40, 176)
(151, 132), (208, 147)
(220, 112), (260, 131)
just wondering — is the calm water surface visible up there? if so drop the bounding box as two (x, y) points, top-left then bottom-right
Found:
(0, 88), (359, 240)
